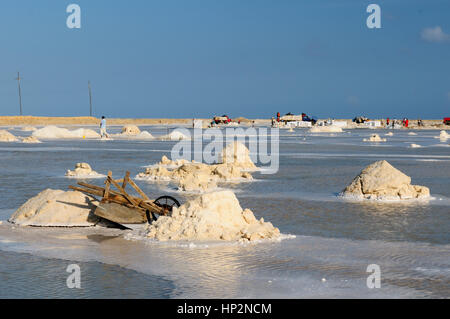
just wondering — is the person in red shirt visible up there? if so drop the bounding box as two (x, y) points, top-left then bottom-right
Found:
(386, 118), (390, 126)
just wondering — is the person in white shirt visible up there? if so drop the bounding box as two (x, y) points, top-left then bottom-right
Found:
(100, 116), (108, 138)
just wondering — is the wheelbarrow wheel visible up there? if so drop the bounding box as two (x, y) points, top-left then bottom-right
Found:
(154, 195), (181, 216)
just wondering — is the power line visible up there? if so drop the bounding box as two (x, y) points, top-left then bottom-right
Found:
(88, 80), (93, 117)
(15, 72), (23, 116)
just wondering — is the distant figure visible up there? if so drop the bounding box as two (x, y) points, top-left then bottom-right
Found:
(386, 118), (390, 126)
(100, 116), (108, 138)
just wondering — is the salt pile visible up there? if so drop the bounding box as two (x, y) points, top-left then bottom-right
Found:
(22, 136), (42, 144)
(408, 132), (417, 136)
(138, 142), (256, 192)
(145, 190), (280, 242)
(0, 130), (18, 142)
(121, 125), (141, 135)
(21, 126), (37, 132)
(33, 126), (100, 139)
(342, 160), (430, 200)
(436, 130), (450, 140)
(112, 126), (154, 139)
(9, 189), (99, 227)
(65, 163), (104, 178)
(137, 161), (252, 192)
(363, 134), (386, 142)
(158, 155), (191, 168)
(159, 130), (190, 141)
(135, 131), (155, 139)
(221, 141), (258, 170)
(385, 132), (394, 136)
(309, 126), (343, 133)
(410, 144), (422, 148)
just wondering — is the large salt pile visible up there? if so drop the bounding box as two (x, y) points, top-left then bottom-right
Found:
(0, 130), (18, 142)
(22, 136), (42, 144)
(33, 126), (100, 139)
(145, 190), (280, 242)
(221, 141), (258, 170)
(121, 125), (141, 135)
(9, 189), (99, 227)
(309, 126), (343, 133)
(65, 163), (104, 178)
(342, 160), (430, 200)
(363, 134), (386, 142)
(159, 130), (190, 141)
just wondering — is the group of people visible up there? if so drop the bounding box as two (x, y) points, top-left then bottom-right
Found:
(385, 118), (423, 128)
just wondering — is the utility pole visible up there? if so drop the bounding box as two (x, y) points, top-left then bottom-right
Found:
(88, 81), (93, 117)
(16, 72), (23, 116)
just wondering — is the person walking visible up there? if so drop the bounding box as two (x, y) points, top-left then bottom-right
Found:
(100, 116), (109, 138)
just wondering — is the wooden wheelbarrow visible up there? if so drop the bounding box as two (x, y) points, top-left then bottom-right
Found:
(69, 171), (180, 228)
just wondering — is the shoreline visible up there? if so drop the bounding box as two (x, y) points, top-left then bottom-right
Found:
(0, 116), (448, 130)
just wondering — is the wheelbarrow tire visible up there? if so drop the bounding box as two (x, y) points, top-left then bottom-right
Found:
(154, 195), (181, 216)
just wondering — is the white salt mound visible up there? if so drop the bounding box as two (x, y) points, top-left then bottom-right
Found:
(22, 136), (42, 144)
(385, 132), (394, 136)
(121, 125), (141, 135)
(342, 160), (430, 200)
(408, 132), (417, 136)
(65, 162), (103, 178)
(0, 130), (19, 142)
(145, 190), (280, 242)
(22, 126), (37, 132)
(436, 130), (450, 140)
(158, 155), (191, 168)
(159, 130), (190, 141)
(220, 141), (258, 170)
(9, 189), (100, 227)
(410, 144), (422, 148)
(363, 134), (386, 142)
(33, 126), (100, 139)
(309, 126), (343, 133)
(135, 131), (155, 139)
(137, 161), (252, 192)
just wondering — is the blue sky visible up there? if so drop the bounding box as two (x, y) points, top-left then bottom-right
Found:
(0, 0), (449, 119)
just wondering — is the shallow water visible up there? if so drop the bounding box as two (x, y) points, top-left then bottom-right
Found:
(0, 126), (449, 298)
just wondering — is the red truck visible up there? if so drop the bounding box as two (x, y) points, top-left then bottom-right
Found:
(444, 118), (450, 125)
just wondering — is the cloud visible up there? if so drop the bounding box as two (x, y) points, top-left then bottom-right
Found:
(421, 26), (450, 43)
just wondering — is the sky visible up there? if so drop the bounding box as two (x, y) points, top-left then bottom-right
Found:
(0, 0), (449, 119)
